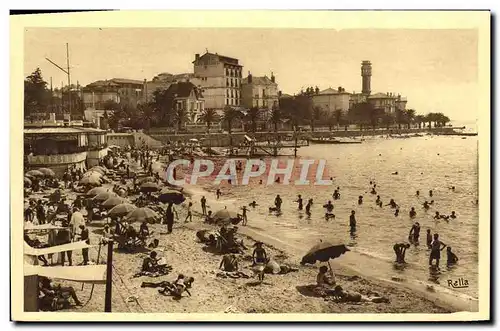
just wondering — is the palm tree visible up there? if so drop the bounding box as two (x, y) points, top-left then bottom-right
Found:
(326, 113), (336, 131)
(414, 115), (426, 129)
(246, 107), (261, 132)
(395, 108), (405, 130)
(381, 112), (395, 130)
(137, 102), (155, 130)
(222, 106), (242, 134)
(405, 109), (416, 129)
(269, 105), (282, 132)
(310, 106), (323, 132)
(174, 105), (188, 131)
(198, 109), (218, 133)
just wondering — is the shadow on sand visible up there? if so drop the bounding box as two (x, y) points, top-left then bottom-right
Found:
(295, 284), (324, 298)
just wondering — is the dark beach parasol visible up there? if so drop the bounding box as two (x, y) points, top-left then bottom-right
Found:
(158, 188), (186, 205)
(140, 182), (160, 193)
(301, 240), (350, 269)
(125, 207), (160, 223)
(108, 203), (137, 218)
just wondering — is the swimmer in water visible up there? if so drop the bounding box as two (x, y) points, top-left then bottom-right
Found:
(429, 233), (446, 268)
(386, 199), (397, 209)
(259, 179), (263, 185)
(394, 209), (400, 217)
(446, 247), (459, 266)
(392, 171), (398, 175)
(393, 243), (410, 263)
(323, 201), (335, 220)
(358, 196), (363, 205)
(426, 229), (433, 249)
(429, 190), (433, 197)
(375, 195), (381, 205)
(433, 211), (441, 220)
(333, 190), (340, 200)
(249, 201), (258, 208)
(449, 211), (456, 219)
(349, 210), (356, 231)
(370, 187), (377, 195)
(423, 201), (430, 210)
(409, 207), (417, 218)
(430, 200), (435, 205)
(416, 190), (420, 196)
(295, 195), (303, 211)
(409, 222), (421, 244)
(378, 200), (383, 208)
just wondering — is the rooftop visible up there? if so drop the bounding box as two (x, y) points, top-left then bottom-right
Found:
(242, 76), (276, 85)
(193, 52), (242, 67)
(166, 82), (203, 99)
(24, 126), (106, 135)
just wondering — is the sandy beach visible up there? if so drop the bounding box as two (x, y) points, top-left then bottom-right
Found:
(46, 198), (451, 314)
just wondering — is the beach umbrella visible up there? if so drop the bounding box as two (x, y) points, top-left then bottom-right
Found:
(83, 171), (103, 178)
(26, 170), (44, 178)
(138, 176), (156, 184)
(94, 191), (118, 202)
(89, 167), (106, 175)
(125, 207), (160, 223)
(101, 196), (127, 209)
(300, 240), (350, 267)
(213, 208), (240, 224)
(37, 168), (56, 178)
(86, 187), (109, 196)
(140, 182), (160, 193)
(80, 176), (102, 187)
(108, 203), (137, 218)
(158, 188), (186, 205)
(24, 177), (32, 187)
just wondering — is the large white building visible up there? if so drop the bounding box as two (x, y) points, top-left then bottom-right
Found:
(311, 87), (350, 115)
(192, 51), (243, 111)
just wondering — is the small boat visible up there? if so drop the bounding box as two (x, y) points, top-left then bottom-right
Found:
(309, 138), (362, 145)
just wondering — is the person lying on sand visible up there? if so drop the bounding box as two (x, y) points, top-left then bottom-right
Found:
(217, 254), (251, 279)
(264, 260), (299, 275)
(331, 285), (389, 303)
(133, 251), (172, 277)
(158, 274), (194, 299)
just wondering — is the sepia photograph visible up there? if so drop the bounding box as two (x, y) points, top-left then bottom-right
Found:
(10, 10), (491, 322)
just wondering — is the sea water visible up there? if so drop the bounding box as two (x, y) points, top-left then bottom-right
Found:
(204, 135), (479, 299)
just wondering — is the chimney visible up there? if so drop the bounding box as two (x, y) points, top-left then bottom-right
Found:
(271, 72), (275, 83)
(248, 71), (252, 84)
(195, 53), (200, 61)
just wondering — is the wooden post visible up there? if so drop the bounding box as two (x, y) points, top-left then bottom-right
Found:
(104, 240), (114, 312)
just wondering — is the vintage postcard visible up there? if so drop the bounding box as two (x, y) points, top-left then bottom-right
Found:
(10, 10), (490, 322)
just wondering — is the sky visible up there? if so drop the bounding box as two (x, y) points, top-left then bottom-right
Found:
(24, 28), (479, 122)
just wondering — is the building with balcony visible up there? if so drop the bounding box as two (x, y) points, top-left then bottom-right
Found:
(24, 125), (108, 175)
(367, 92), (406, 114)
(193, 51), (243, 111)
(241, 72), (279, 112)
(82, 78), (145, 110)
(311, 87), (350, 116)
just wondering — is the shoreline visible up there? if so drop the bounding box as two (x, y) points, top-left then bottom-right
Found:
(176, 181), (479, 313)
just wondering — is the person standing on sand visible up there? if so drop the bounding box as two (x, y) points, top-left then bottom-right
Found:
(295, 195), (303, 210)
(274, 195), (282, 211)
(200, 196), (207, 215)
(240, 206), (248, 226)
(216, 189), (221, 199)
(184, 202), (193, 223)
(165, 203), (178, 234)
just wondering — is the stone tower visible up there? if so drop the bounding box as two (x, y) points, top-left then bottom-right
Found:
(361, 60), (372, 95)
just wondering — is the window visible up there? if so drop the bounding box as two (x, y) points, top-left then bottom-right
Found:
(231, 79), (234, 87)
(226, 68), (229, 76)
(226, 78), (229, 86)
(226, 99), (229, 105)
(227, 89), (230, 97)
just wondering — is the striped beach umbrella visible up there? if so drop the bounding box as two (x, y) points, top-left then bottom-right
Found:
(93, 191), (118, 202)
(108, 203), (137, 218)
(125, 207), (160, 223)
(101, 196), (127, 209)
(26, 170), (44, 178)
(37, 168), (56, 178)
(86, 187), (109, 197)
